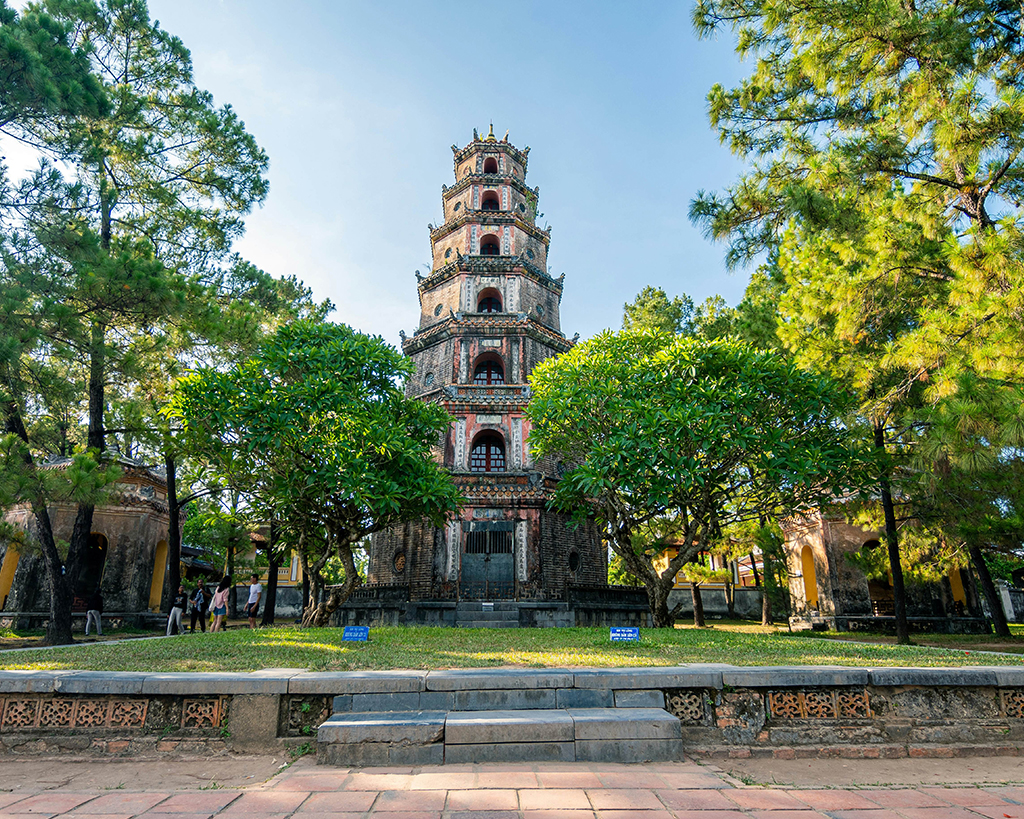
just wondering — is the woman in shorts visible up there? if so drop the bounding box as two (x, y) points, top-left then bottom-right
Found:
(210, 575), (231, 632)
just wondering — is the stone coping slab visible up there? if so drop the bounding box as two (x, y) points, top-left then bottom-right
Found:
(868, 667), (1001, 686)
(426, 669), (573, 690)
(2, 664), (1024, 697)
(566, 707), (682, 740)
(573, 666), (725, 690)
(722, 666), (871, 688)
(289, 670), (427, 694)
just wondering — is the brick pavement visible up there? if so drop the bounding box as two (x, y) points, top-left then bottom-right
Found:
(1, 757), (1024, 818)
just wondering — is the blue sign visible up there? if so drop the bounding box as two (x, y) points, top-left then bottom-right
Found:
(342, 626), (370, 642)
(610, 627), (640, 642)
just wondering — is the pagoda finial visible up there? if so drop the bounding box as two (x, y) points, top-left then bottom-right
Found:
(486, 122), (496, 141)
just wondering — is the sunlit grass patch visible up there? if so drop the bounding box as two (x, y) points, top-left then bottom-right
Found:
(2, 623), (1023, 672)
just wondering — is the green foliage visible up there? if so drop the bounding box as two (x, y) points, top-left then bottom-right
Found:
(169, 321), (461, 623)
(622, 286), (695, 334)
(527, 330), (864, 625)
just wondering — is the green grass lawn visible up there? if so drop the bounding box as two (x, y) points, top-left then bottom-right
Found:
(1, 623), (1022, 672)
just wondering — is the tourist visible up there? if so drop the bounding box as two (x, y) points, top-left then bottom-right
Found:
(210, 575), (231, 633)
(189, 582), (211, 633)
(166, 584), (188, 636)
(85, 589), (103, 637)
(245, 572), (262, 629)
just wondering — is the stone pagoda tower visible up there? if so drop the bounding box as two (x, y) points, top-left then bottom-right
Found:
(365, 127), (610, 621)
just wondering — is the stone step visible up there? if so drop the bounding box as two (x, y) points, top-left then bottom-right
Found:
(454, 610), (519, 621)
(454, 619), (519, 628)
(317, 707), (683, 766)
(455, 601), (521, 611)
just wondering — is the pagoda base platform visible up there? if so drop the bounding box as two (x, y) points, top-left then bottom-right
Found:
(329, 586), (650, 629)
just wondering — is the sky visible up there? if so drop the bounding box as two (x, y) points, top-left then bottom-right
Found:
(11, 0), (754, 347)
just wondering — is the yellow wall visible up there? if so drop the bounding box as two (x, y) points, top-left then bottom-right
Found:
(149, 540), (168, 611)
(0, 546), (19, 609)
(801, 545), (819, 608)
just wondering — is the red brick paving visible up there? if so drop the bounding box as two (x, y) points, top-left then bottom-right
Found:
(3, 757), (1024, 819)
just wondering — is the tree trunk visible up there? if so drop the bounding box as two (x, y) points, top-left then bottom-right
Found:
(690, 582), (706, 627)
(749, 552), (761, 587)
(165, 450), (181, 611)
(874, 422), (911, 645)
(261, 523), (281, 627)
(300, 551), (311, 613)
(302, 539), (362, 627)
(725, 573), (735, 619)
(227, 524), (238, 620)
(969, 543), (1010, 637)
(761, 550), (774, 626)
(2, 397), (74, 644)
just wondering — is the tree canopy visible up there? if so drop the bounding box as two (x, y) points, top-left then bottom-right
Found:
(167, 321), (462, 626)
(527, 330), (863, 626)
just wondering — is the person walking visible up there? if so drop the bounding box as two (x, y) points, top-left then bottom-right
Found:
(166, 584), (188, 636)
(189, 582), (210, 633)
(85, 589), (103, 637)
(210, 575), (231, 633)
(245, 573), (262, 629)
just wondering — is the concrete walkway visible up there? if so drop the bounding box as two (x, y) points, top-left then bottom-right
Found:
(1, 755), (1024, 818)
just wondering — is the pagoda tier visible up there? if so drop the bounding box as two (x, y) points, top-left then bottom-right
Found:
(367, 129), (606, 605)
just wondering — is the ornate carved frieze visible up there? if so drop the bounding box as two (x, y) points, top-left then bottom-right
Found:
(1001, 689), (1024, 718)
(1, 697), (150, 731)
(666, 690), (707, 723)
(766, 689), (872, 720)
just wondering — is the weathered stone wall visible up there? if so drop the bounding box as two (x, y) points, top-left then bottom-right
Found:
(5, 667), (1024, 760)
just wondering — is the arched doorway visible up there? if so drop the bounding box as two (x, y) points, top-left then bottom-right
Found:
(483, 157), (498, 174)
(75, 533), (107, 596)
(469, 432), (506, 472)
(801, 545), (819, 610)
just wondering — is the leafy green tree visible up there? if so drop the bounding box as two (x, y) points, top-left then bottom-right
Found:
(622, 286), (695, 335)
(527, 330), (863, 626)
(0, 0), (269, 644)
(168, 321), (462, 627)
(688, 0), (1024, 642)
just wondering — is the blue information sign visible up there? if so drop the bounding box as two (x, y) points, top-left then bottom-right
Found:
(342, 626), (370, 642)
(610, 627), (640, 642)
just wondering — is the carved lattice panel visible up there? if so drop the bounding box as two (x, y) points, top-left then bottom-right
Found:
(837, 690), (871, 718)
(802, 691), (837, 719)
(110, 700), (147, 729)
(770, 690), (869, 719)
(39, 699), (75, 727)
(74, 700), (111, 727)
(666, 690), (705, 723)
(182, 698), (221, 728)
(2, 698), (40, 729)
(768, 691), (802, 719)
(1001, 689), (1024, 718)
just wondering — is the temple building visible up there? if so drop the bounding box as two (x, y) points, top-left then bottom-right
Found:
(352, 128), (645, 627)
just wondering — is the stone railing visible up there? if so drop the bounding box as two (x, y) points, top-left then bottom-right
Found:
(2, 665), (1024, 760)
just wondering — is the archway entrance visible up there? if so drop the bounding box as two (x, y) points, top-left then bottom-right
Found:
(75, 533), (107, 596)
(460, 522), (515, 600)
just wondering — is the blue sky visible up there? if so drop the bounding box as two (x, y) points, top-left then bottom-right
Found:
(19, 1), (754, 345)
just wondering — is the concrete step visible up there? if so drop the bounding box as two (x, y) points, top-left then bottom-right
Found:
(454, 610), (519, 622)
(455, 619), (519, 628)
(317, 707), (683, 765)
(455, 601), (521, 612)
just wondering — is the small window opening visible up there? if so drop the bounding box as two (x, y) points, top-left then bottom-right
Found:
(469, 433), (506, 472)
(483, 157), (498, 174)
(481, 191), (499, 211)
(480, 234), (500, 255)
(473, 360), (505, 385)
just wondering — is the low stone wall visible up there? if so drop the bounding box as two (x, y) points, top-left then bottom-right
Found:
(3, 666), (1024, 760)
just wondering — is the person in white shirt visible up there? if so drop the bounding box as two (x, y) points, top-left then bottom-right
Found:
(245, 573), (262, 629)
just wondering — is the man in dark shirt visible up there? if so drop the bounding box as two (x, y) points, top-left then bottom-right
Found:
(166, 585), (188, 636)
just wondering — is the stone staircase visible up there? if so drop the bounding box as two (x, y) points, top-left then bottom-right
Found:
(317, 668), (684, 766)
(454, 601), (520, 628)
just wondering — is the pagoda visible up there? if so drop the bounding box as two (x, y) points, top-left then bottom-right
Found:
(361, 127), (633, 625)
